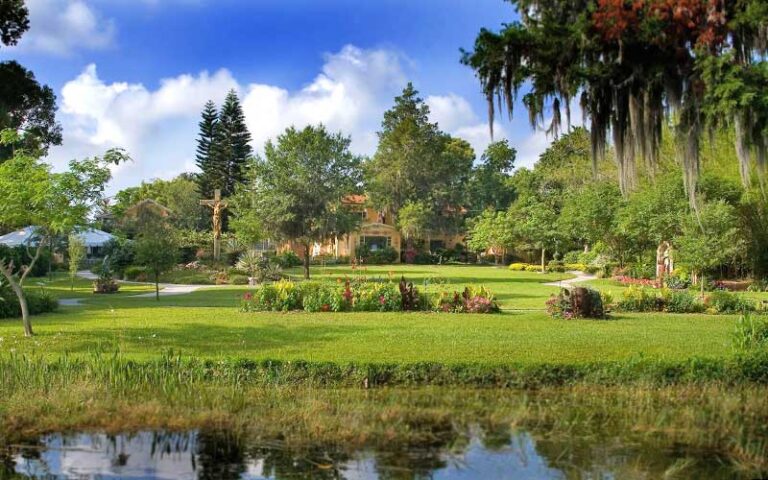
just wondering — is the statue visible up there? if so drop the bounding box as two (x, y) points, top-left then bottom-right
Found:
(200, 189), (228, 261)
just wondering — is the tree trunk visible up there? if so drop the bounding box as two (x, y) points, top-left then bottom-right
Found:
(0, 260), (34, 337)
(700, 273), (705, 298)
(303, 244), (311, 279)
(155, 272), (160, 301)
(541, 247), (546, 273)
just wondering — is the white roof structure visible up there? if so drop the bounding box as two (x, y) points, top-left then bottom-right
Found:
(0, 226), (115, 248)
(0, 226), (40, 247)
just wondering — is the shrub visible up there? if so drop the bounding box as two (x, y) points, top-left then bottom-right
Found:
(525, 264), (543, 272)
(547, 260), (565, 272)
(358, 245), (398, 264)
(102, 238), (135, 277)
(665, 275), (691, 290)
(546, 287), (605, 319)
(617, 286), (662, 312)
(0, 244), (52, 278)
(241, 278), (499, 314)
(562, 250), (581, 264)
(564, 263), (588, 272)
(123, 266), (148, 282)
(274, 251), (302, 268)
(704, 291), (756, 314)
(508, 263), (529, 271)
(229, 275), (250, 285)
(665, 290), (704, 313)
(0, 286), (58, 319)
(627, 263), (656, 280)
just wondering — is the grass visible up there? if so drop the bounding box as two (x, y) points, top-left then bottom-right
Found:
(0, 265), (747, 368)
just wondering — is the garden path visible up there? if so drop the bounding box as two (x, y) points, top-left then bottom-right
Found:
(543, 270), (597, 288)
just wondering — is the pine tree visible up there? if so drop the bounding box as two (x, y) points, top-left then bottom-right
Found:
(215, 90), (253, 197)
(194, 100), (219, 197)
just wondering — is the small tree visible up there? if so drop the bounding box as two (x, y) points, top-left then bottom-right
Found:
(397, 201), (433, 255)
(232, 125), (362, 279)
(676, 200), (740, 295)
(0, 130), (124, 336)
(467, 209), (516, 264)
(135, 213), (178, 300)
(67, 233), (86, 291)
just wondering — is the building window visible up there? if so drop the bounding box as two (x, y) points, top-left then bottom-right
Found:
(359, 236), (391, 251)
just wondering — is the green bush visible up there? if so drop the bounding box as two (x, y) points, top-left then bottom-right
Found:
(358, 245), (398, 264)
(274, 251), (302, 268)
(123, 266), (148, 282)
(547, 260), (565, 272)
(546, 287), (605, 319)
(241, 278), (499, 314)
(229, 274), (250, 285)
(617, 286), (662, 312)
(665, 290), (704, 313)
(0, 244), (53, 278)
(562, 250), (581, 264)
(705, 291), (756, 314)
(564, 263), (589, 272)
(508, 263), (529, 271)
(0, 286), (58, 319)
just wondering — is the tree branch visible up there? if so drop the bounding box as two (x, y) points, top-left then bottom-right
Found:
(19, 236), (46, 286)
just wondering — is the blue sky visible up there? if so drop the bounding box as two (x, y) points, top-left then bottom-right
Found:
(1, 0), (552, 192)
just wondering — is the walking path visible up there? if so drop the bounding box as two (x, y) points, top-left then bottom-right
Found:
(543, 270), (597, 288)
(58, 271), (227, 306)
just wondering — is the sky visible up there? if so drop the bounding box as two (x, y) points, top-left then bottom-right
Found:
(0, 0), (556, 193)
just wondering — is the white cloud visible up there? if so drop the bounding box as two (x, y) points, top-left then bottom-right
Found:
(47, 45), (518, 193)
(10, 0), (115, 55)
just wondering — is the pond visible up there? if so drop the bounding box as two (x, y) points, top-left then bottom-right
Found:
(3, 426), (744, 479)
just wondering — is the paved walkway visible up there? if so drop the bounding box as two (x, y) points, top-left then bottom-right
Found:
(58, 271), (226, 306)
(543, 270), (597, 288)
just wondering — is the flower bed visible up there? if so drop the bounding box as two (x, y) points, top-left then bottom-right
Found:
(241, 278), (500, 313)
(546, 287), (606, 319)
(614, 276), (660, 288)
(614, 286), (757, 314)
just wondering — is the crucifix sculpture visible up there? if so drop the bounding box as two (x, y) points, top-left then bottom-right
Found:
(200, 189), (228, 261)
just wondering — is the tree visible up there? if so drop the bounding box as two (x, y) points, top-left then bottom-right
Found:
(0, 61), (62, 160)
(0, 131), (124, 336)
(467, 140), (517, 213)
(366, 83), (466, 218)
(67, 233), (86, 291)
(676, 200), (741, 294)
(517, 200), (562, 272)
(195, 100), (220, 198)
(111, 174), (204, 231)
(462, 0), (768, 206)
(559, 182), (623, 251)
(213, 90), (253, 198)
(232, 125), (362, 279)
(397, 201), (433, 251)
(0, 0), (29, 48)
(134, 212), (178, 301)
(467, 209), (517, 264)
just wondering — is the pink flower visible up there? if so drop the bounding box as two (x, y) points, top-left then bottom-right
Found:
(243, 292), (253, 301)
(379, 295), (386, 305)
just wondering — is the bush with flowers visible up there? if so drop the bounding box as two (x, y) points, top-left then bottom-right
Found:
(240, 277), (500, 314)
(546, 287), (605, 319)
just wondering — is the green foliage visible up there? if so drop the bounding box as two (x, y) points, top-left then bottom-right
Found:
(0, 61), (61, 159)
(365, 83), (473, 225)
(467, 209), (516, 257)
(0, 285), (56, 318)
(134, 213), (178, 299)
(67, 233), (86, 290)
(123, 266), (148, 282)
(665, 290), (705, 314)
(235, 250), (281, 284)
(110, 174), (205, 231)
(397, 201), (433, 242)
(617, 286), (663, 313)
(274, 251), (302, 268)
(705, 291), (756, 314)
(356, 244), (398, 265)
(232, 125), (362, 278)
(733, 313), (768, 352)
(0, 244), (51, 278)
(676, 200), (741, 281)
(467, 140), (516, 212)
(242, 278), (499, 314)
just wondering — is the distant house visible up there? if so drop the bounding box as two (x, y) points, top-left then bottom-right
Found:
(280, 195), (465, 262)
(0, 226), (115, 259)
(123, 199), (173, 220)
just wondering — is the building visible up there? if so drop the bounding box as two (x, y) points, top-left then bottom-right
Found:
(280, 195), (465, 262)
(0, 226), (115, 259)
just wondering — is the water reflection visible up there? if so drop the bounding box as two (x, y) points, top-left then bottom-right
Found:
(0, 427), (750, 479)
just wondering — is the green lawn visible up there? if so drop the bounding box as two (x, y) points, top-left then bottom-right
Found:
(0, 265), (741, 366)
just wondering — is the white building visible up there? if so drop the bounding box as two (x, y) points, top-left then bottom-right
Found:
(0, 226), (115, 258)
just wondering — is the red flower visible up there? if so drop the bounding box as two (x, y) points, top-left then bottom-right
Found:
(243, 292), (253, 301)
(379, 295), (386, 305)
